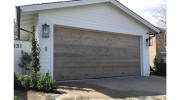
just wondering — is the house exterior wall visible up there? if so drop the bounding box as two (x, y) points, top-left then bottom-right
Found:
(149, 37), (156, 68)
(19, 24), (33, 40)
(14, 40), (31, 74)
(19, 13), (38, 40)
(36, 2), (151, 78)
(156, 30), (166, 60)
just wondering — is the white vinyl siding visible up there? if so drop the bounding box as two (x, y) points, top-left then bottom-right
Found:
(39, 3), (148, 35)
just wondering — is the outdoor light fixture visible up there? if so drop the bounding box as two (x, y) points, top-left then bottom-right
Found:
(42, 24), (49, 38)
(146, 37), (153, 46)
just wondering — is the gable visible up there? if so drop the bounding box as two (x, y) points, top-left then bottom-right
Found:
(38, 2), (152, 35)
(19, 0), (160, 34)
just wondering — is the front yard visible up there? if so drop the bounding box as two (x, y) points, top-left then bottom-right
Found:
(14, 89), (62, 100)
(15, 76), (166, 100)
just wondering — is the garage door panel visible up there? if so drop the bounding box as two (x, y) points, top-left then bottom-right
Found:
(54, 31), (139, 48)
(54, 43), (140, 55)
(54, 63), (140, 70)
(55, 56), (140, 61)
(54, 51), (140, 58)
(54, 26), (140, 80)
(55, 70), (139, 80)
(54, 66), (140, 80)
(55, 66), (140, 71)
(54, 39), (139, 48)
(54, 60), (140, 67)
(54, 29), (139, 43)
(54, 46), (140, 55)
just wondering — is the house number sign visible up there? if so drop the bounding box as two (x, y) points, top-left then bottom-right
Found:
(14, 44), (22, 48)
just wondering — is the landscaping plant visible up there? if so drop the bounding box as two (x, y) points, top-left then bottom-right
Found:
(18, 74), (31, 89)
(38, 73), (55, 91)
(153, 57), (166, 76)
(14, 96), (22, 100)
(30, 27), (41, 72)
(29, 70), (40, 89)
(14, 73), (22, 88)
(14, 72), (55, 92)
(18, 51), (31, 75)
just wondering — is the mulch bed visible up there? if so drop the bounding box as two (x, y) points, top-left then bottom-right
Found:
(14, 87), (65, 100)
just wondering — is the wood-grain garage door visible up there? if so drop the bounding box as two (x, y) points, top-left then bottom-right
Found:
(54, 26), (140, 81)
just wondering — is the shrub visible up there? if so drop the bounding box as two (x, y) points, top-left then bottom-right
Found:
(14, 73), (22, 88)
(19, 75), (31, 89)
(153, 57), (166, 76)
(38, 73), (55, 91)
(14, 72), (56, 92)
(14, 96), (22, 100)
(29, 70), (40, 89)
(30, 28), (41, 72)
(18, 51), (31, 75)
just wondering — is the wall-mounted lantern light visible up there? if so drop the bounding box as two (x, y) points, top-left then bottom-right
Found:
(42, 24), (49, 38)
(146, 37), (153, 46)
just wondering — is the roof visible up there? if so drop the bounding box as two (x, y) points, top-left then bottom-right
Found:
(18, 0), (160, 33)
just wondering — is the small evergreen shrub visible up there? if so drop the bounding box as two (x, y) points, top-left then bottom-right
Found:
(30, 29), (41, 72)
(38, 73), (55, 91)
(14, 72), (55, 92)
(19, 75), (31, 89)
(29, 70), (40, 89)
(14, 96), (22, 100)
(14, 73), (22, 88)
(153, 57), (166, 76)
(18, 51), (31, 75)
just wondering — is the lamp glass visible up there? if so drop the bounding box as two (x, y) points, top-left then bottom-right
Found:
(42, 24), (49, 38)
(146, 38), (149, 46)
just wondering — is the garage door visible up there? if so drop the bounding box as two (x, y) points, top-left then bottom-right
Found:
(54, 26), (140, 81)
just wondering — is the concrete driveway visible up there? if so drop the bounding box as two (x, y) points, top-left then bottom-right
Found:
(56, 76), (166, 99)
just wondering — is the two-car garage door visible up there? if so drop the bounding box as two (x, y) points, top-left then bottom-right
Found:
(54, 26), (140, 81)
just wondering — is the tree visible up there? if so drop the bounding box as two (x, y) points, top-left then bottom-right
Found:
(18, 51), (31, 75)
(154, 0), (166, 29)
(154, 0), (166, 48)
(30, 27), (41, 72)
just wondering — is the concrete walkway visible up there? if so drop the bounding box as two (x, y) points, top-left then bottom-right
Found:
(56, 76), (166, 99)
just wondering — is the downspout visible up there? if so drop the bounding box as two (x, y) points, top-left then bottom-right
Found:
(16, 6), (21, 40)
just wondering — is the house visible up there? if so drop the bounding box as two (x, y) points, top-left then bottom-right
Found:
(15, 0), (160, 81)
(156, 28), (166, 62)
(149, 36), (157, 68)
(149, 28), (166, 70)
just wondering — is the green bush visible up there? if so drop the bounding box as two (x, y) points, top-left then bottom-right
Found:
(18, 51), (31, 75)
(19, 75), (31, 89)
(30, 28), (41, 72)
(14, 72), (55, 92)
(14, 73), (22, 88)
(29, 70), (40, 89)
(14, 96), (22, 100)
(38, 73), (55, 91)
(153, 58), (166, 76)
